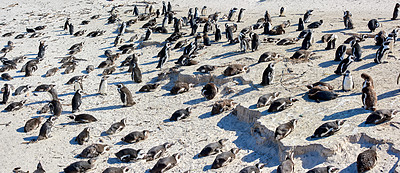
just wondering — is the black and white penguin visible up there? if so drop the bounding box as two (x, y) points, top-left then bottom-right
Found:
(68, 114), (97, 123)
(4, 100), (26, 112)
(279, 7), (286, 17)
(297, 18), (305, 31)
(374, 31), (388, 46)
(133, 5), (139, 16)
(228, 8), (238, 21)
(322, 34), (338, 50)
(257, 92), (280, 108)
(342, 70), (354, 91)
(64, 158), (96, 173)
(76, 127), (90, 145)
(121, 130), (150, 143)
(307, 166), (339, 173)
(1, 83), (11, 104)
(106, 118), (126, 135)
(240, 163), (265, 173)
(131, 62), (142, 83)
(307, 20), (323, 29)
(343, 11), (354, 29)
(33, 162), (46, 173)
(64, 18), (70, 30)
(374, 41), (390, 64)
(277, 152), (294, 173)
(103, 167), (130, 173)
(119, 22), (126, 35)
(24, 117), (44, 133)
(190, 22), (198, 36)
(366, 109), (398, 125)
(237, 8), (245, 22)
(86, 65), (94, 73)
(392, 3), (400, 20)
(139, 84), (160, 92)
(238, 32), (249, 52)
(202, 83), (218, 100)
(37, 116), (57, 141)
(350, 39), (362, 61)
(275, 119), (297, 140)
(156, 43), (171, 69)
(335, 45), (347, 61)
(79, 144), (110, 158)
(311, 120), (346, 138)
(211, 148), (240, 169)
(261, 63), (275, 86)
(203, 34), (211, 46)
(170, 107), (191, 121)
(223, 64), (248, 76)
(69, 23), (74, 35)
(24, 60), (38, 77)
(250, 32), (260, 51)
(300, 30), (313, 50)
(215, 24), (222, 42)
(357, 146), (378, 172)
(115, 148), (145, 162)
(334, 55), (354, 75)
(264, 10), (272, 23)
(197, 65), (216, 73)
(198, 139), (228, 157)
(201, 6), (207, 16)
(71, 89), (83, 113)
(99, 76), (108, 95)
(258, 52), (281, 63)
(367, 19), (380, 32)
(144, 28), (152, 41)
(225, 23), (234, 44)
(49, 99), (62, 116)
(170, 81), (191, 95)
(268, 97), (299, 112)
(303, 10), (313, 23)
(146, 142), (174, 161)
(308, 90), (338, 103)
(150, 153), (182, 173)
(117, 83), (135, 107)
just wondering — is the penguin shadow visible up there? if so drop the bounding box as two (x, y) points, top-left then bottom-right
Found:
(13, 75), (25, 79)
(58, 92), (75, 97)
(357, 30), (373, 34)
(339, 91), (361, 98)
(202, 164), (213, 172)
(82, 93), (100, 98)
(107, 157), (121, 164)
(183, 97), (205, 105)
(23, 136), (38, 141)
(319, 60), (339, 68)
(86, 105), (123, 112)
(142, 69), (158, 75)
(305, 136), (324, 141)
(363, 53), (376, 60)
(248, 104), (258, 109)
(339, 162), (357, 173)
(285, 46), (301, 52)
(25, 100), (48, 106)
(362, 45), (379, 50)
(321, 28), (348, 33)
(140, 60), (159, 66)
(378, 89), (400, 100)
(16, 127), (25, 133)
(320, 74), (340, 82)
(114, 141), (130, 146)
(69, 137), (79, 145)
(111, 71), (129, 76)
(231, 86), (258, 98)
(198, 112), (214, 119)
(99, 46), (113, 50)
(209, 51), (242, 60)
(354, 61), (378, 71)
(357, 121), (379, 127)
(109, 80), (133, 86)
(100, 131), (109, 137)
(322, 108), (369, 121)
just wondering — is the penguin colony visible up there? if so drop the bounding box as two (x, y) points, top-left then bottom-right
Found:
(0, 0), (400, 172)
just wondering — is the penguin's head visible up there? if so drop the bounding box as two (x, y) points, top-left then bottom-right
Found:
(121, 118), (127, 124)
(173, 153), (182, 163)
(218, 139), (229, 145)
(137, 149), (146, 159)
(273, 92), (281, 98)
(344, 70), (351, 76)
(391, 109), (399, 116)
(396, 3), (400, 8)
(163, 142), (174, 149)
(230, 148), (240, 154)
(337, 119), (346, 126)
(255, 163), (265, 170)
(117, 83), (124, 89)
(327, 166), (339, 173)
(186, 107), (192, 113)
(143, 130), (150, 138)
(290, 119), (298, 127)
(88, 158), (97, 165)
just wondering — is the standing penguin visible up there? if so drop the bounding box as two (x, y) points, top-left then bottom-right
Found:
(277, 152), (294, 173)
(1, 83), (11, 104)
(323, 34), (338, 50)
(201, 6), (207, 16)
(211, 148), (240, 169)
(275, 119), (297, 140)
(69, 23), (74, 35)
(303, 10), (313, 23)
(343, 11), (354, 29)
(237, 8), (245, 22)
(342, 70), (354, 91)
(279, 7), (286, 17)
(392, 3), (400, 20)
(250, 32), (260, 51)
(150, 153), (182, 173)
(99, 76), (109, 95)
(261, 63), (274, 86)
(156, 43), (171, 69)
(367, 19), (380, 32)
(264, 10), (272, 23)
(49, 99), (62, 117)
(117, 83), (135, 107)
(72, 89), (83, 113)
(131, 62), (142, 83)
(64, 18), (70, 30)
(203, 34), (211, 46)
(215, 24), (222, 42)
(334, 55), (354, 75)
(144, 28), (152, 41)
(362, 81), (377, 111)
(357, 146), (378, 173)
(202, 83), (218, 100)
(300, 30), (313, 50)
(297, 18), (304, 31)
(225, 24), (234, 44)
(133, 5), (139, 16)
(361, 73), (374, 89)
(335, 45), (347, 61)
(311, 120), (346, 138)
(375, 41), (390, 64)
(228, 8), (238, 21)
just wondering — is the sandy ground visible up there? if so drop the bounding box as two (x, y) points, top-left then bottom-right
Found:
(0, 0), (399, 172)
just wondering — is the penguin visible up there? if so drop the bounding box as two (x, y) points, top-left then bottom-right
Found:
(73, 78), (83, 92)
(275, 119), (297, 140)
(198, 139), (228, 157)
(79, 144), (110, 158)
(86, 65), (94, 73)
(69, 23), (74, 35)
(49, 99), (62, 117)
(343, 11), (354, 29)
(392, 3), (400, 20)
(297, 18), (305, 31)
(170, 82), (191, 95)
(307, 166), (339, 173)
(308, 90), (338, 103)
(374, 41), (390, 64)
(133, 5), (139, 16)
(256, 92), (280, 108)
(117, 83), (135, 107)
(64, 158), (96, 173)
(167, 2), (172, 12)
(202, 34), (211, 46)
(68, 114), (97, 123)
(45, 67), (59, 77)
(119, 22), (126, 35)
(277, 152), (294, 173)
(14, 85), (30, 96)
(300, 30), (313, 50)
(121, 130), (150, 143)
(37, 116), (57, 141)
(24, 117), (44, 133)
(357, 146), (377, 172)
(268, 97), (298, 112)
(263, 21), (272, 34)
(362, 81), (377, 111)
(303, 10), (313, 23)
(334, 55), (354, 75)
(146, 142), (174, 161)
(308, 20), (323, 29)
(361, 73), (374, 89)
(115, 148), (145, 162)
(173, 39), (188, 50)
(259, 52), (281, 63)
(38, 104), (50, 114)
(144, 28), (152, 41)
(211, 148), (240, 169)
(114, 35), (122, 47)
(264, 10), (272, 23)
(131, 62), (142, 83)
(156, 43), (171, 69)
(374, 31), (387, 46)
(335, 45), (347, 61)
(367, 19), (380, 32)
(366, 109), (398, 125)
(1, 73), (12, 80)
(139, 84), (160, 92)
(261, 63), (275, 86)
(201, 6), (207, 16)
(322, 34), (338, 50)
(225, 23), (234, 44)
(197, 65), (216, 73)
(103, 167), (130, 173)
(24, 60), (38, 77)
(190, 22), (198, 36)
(350, 40), (362, 61)
(99, 76), (109, 95)
(64, 18), (70, 30)
(150, 153), (182, 173)
(4, 100), (26, 112)
(106, 118), (126, 135)
(33, 162), (45, 173)
(76, 127), (90, 145)
(237, 8), (245, 22)
(202, 83), (218, 100)
(170, 107), (191, 121)
(211, 99), (235, 115)
(71, 89), (83, 113)
(239, 163), (265, 173)
(228, 8), (238, 21)
(342, 70), (354, 91)
(238, 32), (249, 52)
(279, 7), (286, 17)
(250, 32), (260, 51)
(311, 120), (346, 138)
(223, 64), (248, 76)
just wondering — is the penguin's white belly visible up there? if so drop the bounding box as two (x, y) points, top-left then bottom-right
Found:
(343, 77), (353, 91)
